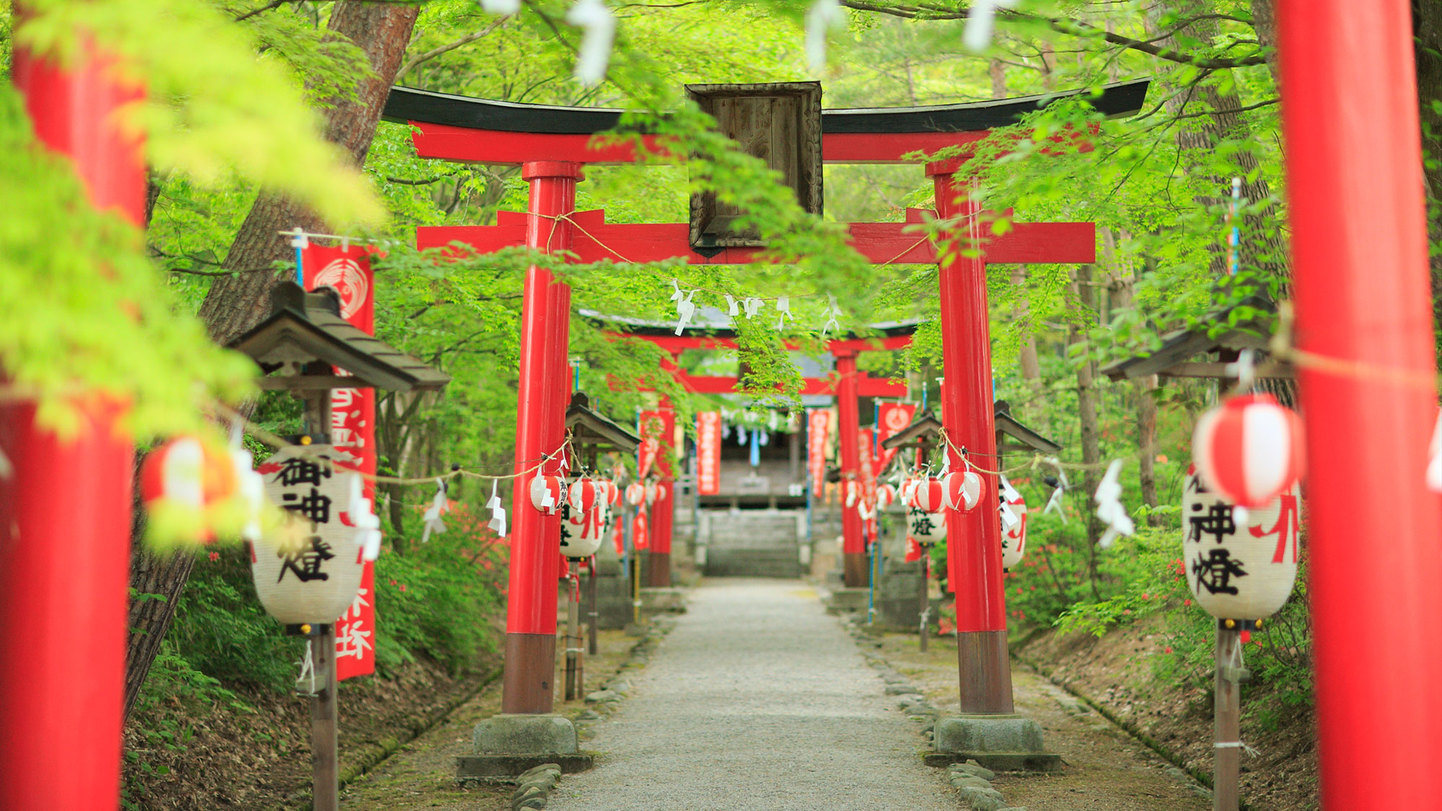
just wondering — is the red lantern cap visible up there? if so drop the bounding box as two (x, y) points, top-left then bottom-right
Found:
(1193, 393), (1306, 508)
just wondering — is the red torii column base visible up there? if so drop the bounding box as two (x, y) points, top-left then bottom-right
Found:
(1, 43), (143, 811)
(501, 161), (580, 715)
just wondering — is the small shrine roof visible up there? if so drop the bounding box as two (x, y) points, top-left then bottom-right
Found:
(1100, 297), (1292, 381)
(565, 393), (641, 453)
(229, 283), (450, 393)
(880, 403), (1061, 455)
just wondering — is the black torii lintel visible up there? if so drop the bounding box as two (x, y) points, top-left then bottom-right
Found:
(381, 79), (1151, 136)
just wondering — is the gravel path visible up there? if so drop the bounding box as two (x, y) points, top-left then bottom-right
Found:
(550, 579), (957, 811)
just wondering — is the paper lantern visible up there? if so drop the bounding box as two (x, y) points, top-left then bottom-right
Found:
(943, 470), (982, 512)
(559, 501), (605, 559)
(625, 482), (646, 507)
(899, 476), (918, 507)
(908, 476), (946, 512)
(906, 502), (947, 545)
(140, 436), (239, 543)
(251, 446), (366, 626)
(1182, 468), (1301, 621)
(568, 477), (600, 513)
(603, 479), (620, 506)
(1000, 492), (1027, 568)
(643, 479), (658, 504)
(876, 483), (897, 510)
(530, 474), (564, 513)
(1192, 393), (1305, 508)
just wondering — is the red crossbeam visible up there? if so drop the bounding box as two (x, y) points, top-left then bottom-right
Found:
(675, 372), (905, 397)
(410, 123), (994, 165)
(419, 208), (1094, 266)
(609, 332), (914, 354)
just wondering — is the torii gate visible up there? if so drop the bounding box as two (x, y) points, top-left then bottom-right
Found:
(385, 80), (1148, 716)
(595, 322), (916, 588)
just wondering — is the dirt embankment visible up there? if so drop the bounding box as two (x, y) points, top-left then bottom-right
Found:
(1013, 619), (1320, 811)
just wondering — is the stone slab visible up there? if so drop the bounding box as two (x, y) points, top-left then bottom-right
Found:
(923, 751), (1063, 773)
(455, 753), (595, 782)
(640, 587), (686, 614)
(472, 714), (578, 755)
(825, 587), (869, 614)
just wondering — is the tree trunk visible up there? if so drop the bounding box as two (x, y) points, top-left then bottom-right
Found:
(1072, 264), (1104, 600)
(1412, 0), (1442, 348)
(123, 0), (419, 722)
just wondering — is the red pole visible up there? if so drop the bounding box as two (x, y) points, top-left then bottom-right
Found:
(1278, 3), (1442, 804)
(647, 400), (675, 587)
(502, 161), (580, 714)
(1, 38), (143, 810)
(930, 165), (1014, 714)
(836, 349), (867, 587)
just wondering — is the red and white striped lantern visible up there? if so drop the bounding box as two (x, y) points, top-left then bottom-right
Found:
(567, 477), (600, 513)
(942, 470), (982, 512)
(1192, 393), (1306, 508)
(625, 482), (646, 507)
(530, 474), (564, 514)
(907, 476), (946, 512)
(876, 483), (898, 510)
(140, 436), (239, 543)
(1000, 492), (1028, 568)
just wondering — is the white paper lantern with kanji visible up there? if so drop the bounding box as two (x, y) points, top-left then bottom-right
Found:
(908, 476), (947, 512)
(1000, 492), (1028, 568)
(1192, 393), (1305, 508)
(906, 502), (947, 545)
(530, 474), (564, 513)
(1182, 467), (1301, 621)
(559, 503), (606, 559)
(251, 446), (366, 626)
(943, 470), (982, 512)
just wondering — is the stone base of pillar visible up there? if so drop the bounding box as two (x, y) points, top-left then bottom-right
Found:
(925, 714), (1061, 773)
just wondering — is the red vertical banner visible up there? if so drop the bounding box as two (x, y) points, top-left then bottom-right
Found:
(638, 410), (670, 478)
(302, 244), (377, 681)
(696, 411), (722, 495)
(858, 428), (877, 539)
(875, 402), (917, 474)
(807, 409), (831, 497)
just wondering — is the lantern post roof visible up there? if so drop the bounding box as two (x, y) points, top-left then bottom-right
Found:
(880, 404), (1062, 455)
(565, 392), (641, 453)
(229, 282), (451, 393)
(1101, 296), (1294, 382)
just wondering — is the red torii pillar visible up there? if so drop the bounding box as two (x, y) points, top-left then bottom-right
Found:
(1278, 2), (1442, 805)
(646, 399), (676, 588)
(502, 161), (580, 714)
(928, 162), (1088, 714)
(835, 349), (868, 587)
(1, 39), (143, 810)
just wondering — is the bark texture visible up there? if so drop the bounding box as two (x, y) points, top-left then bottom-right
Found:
(123, 1), (419, 721)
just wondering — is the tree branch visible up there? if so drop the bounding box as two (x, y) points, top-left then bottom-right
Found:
(395, 19), (507, 83)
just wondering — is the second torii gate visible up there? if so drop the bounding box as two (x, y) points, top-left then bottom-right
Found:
(385, 79), (1146, 718)
(596, 323), (915, 588)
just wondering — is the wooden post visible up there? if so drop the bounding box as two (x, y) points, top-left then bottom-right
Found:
(1213, 622), (1244, 811)
(564, 561), (582, 701)
(919, 555), (930, 653)
(587, 558), (599, 656)
(311, 624), (339, 811)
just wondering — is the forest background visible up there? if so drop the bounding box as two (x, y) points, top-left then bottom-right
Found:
(6, 0), (1437, 807)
